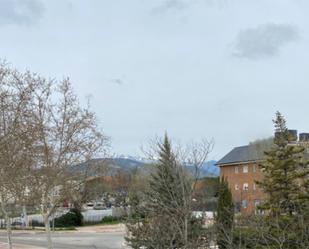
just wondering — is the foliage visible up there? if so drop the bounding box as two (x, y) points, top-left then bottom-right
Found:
(232, 226), (260, 249)
(126, 134), (210, 249)
(201, 177), (220, 198)
(225, 112), (309, 249)
(248, 137), (274, 160)
(192, 177), (219, 211)
(0, 62), (106, 249)
(54, 208), (83, 227)
(257, 112), (309, 215)
(229, 213), (309, 249)
(253, 112), (309, 248)
(30, 220), (44, 227)
(215, 177), (234, 249)
(101, 216), (122, 224)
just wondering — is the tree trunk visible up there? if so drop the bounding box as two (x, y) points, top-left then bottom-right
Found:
(4, 214), (12, 249)
(0, 202), (13, 249)
(184, 215), (188, 246)
(22, 205), (29, 228)
(44, 215), (53, 249)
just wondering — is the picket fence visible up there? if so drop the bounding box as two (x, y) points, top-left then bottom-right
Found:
(0, 208), (117, 227)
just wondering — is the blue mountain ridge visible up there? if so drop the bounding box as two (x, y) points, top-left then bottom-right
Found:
(72, 158), (219, 178)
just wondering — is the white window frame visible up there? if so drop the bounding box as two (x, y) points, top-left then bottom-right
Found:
(235, 184), (239, 191)
(254, 200), (264, 215)
(243, 183), (249, 191)
(253, 164), (256, 173)
(235, 166), (239, 174)
(243, 165), (248, 173)
(242, 200), (247, 209)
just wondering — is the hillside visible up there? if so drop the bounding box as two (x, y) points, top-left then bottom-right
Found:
(71, 157), (219, 178)
(185, 160), (219, 177)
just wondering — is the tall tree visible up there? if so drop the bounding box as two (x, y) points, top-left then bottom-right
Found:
(215, 177), (234, 249)
(0, 65), (38, 249)
(258, 111), (309, 215)
(255, 111), (309, 248)
(126, 134), (212, 249)
(0, 63), (107, 249)
(29, 78), (106, 249)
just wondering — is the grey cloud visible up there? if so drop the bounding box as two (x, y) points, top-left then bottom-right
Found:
(233, 23), (299, 59)
(151, 0), (189, 15)
(0, 0), (45, 26)
(150, 0), (227, 15)
(110, 78), (124, 86)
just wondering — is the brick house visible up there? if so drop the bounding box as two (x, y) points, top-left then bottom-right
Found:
(217, 131), (309, 215)
(216, 145), (265, 215)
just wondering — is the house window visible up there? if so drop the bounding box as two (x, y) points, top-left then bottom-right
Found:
(253, 183), (256, 191)
(253, 164), (256, 173)
(243, 183), (249, 191)
(235, 166), (239, 174)
(235, 184), (239, 191)
(242, 200), (247, 209)
(235, 202), (241, 213)
(254, 200), (264, 215)
(243, 165), (248, 173)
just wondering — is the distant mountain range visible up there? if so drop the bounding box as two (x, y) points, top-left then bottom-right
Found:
(184, 160), (219, 177)
(71, 157), (219, 178)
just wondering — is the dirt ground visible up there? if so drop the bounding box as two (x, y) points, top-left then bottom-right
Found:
(76, 223), (126, 233)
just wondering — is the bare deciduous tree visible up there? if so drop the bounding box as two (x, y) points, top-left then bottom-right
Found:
(126, 134), (213, 249)
(0, 64), (38, 249)
(27, 78), (106, 249)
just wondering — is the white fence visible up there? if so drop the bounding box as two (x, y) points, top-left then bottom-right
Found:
(0, 208), (116, 227)
(82, 209), (113, 223)
(1, 209), (209, 227)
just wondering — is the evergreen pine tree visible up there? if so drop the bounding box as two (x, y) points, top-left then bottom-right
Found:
(255, 112), (309, 248)
(258, 111), (309, 215)
(125, 134), (208, 249)
(216, 177), (234, 249)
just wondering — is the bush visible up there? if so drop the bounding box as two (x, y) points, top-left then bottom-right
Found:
(101, 216), (121, 224)
(232, 227), (260, 249)
(54, 208), (83, 227)
(30, 220), (44, 227)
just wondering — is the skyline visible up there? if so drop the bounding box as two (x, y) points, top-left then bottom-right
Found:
(0, 0), (309, 160)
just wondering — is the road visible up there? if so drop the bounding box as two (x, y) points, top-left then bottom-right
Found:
(0, 230), (126, 249)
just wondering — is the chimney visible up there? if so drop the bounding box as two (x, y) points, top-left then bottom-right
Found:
(274, 129), (298, 142)
(288, 129), (298, 142)
(299, 133), (309, 142)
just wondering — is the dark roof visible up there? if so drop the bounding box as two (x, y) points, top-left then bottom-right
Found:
(216, 145), (264, 166)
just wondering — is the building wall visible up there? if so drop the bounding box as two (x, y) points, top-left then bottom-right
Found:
(220, 162), (266, 215)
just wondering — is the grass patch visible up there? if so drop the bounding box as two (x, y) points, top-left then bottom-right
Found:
(83, 216), (124, 226)
(54, 226), (77, 231)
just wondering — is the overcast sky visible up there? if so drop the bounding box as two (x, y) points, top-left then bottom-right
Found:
(1, 0), (309, 160)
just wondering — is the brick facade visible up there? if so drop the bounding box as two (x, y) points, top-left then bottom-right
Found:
(219, 161), (266, 215)
(218, 131), (309, 215)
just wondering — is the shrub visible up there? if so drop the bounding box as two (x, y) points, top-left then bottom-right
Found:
(232, 226), (260, 249)
(30, 220), (44, 227)
(54, 208), (83, 227)
(101, 216), (120, 224)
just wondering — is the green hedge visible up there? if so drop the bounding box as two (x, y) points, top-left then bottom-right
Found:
(101, 216), (120, 223)
(54, 208), (83, 227)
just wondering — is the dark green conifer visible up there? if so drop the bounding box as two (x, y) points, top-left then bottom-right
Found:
(258, 111), (309, 215)
(255, 112), (309, 248)
(126, 134), (207, 249)
(216, 177), (234, 249)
